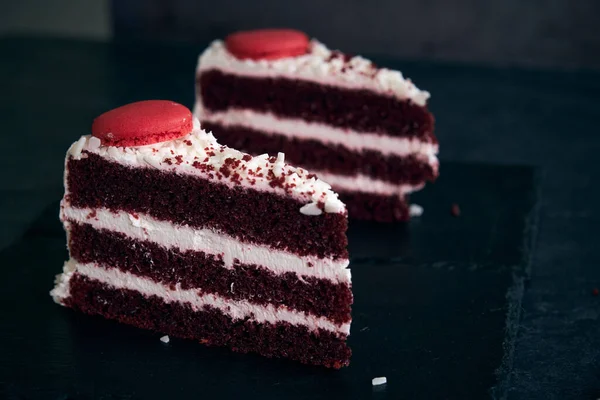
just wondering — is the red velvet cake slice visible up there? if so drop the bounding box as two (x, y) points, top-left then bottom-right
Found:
(51, 100), (352, 368)
(194, 29), (439, 222)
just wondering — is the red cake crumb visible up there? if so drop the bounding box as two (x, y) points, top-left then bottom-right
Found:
(174, 155), (184, 165)
(242, 154), (252, 161)
(225, 29), (309, 60)
(451, 204), (461, 217)
(219, 165), (231, 178)
(326, 50), (354, 64)
(231, 172), (242, 184)
(163, 158), (173, 165)
(92, 100), (193, 147)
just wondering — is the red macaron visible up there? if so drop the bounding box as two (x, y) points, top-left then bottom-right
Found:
(225, 29), (309, 60)
(92, 100), (193, 147)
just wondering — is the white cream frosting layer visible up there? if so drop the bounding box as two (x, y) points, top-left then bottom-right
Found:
(51, 260), (350, 335)
(196, 104), (439, 158)
(309, 170), (426, 197)
(197, 40), (430, 106)
(61, 205), (351, 283)
(67, 118), (345, 215)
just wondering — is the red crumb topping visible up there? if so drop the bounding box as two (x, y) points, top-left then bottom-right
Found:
(451, 203), (461, 217)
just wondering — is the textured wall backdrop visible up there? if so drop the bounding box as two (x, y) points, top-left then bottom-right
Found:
(112, 0), (600, 70)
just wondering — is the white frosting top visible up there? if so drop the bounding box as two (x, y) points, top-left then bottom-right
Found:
(67, 118), (346, 215)
(197, 40), (430, 106)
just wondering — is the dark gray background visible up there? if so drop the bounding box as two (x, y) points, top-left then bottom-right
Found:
(111, 0), (600, 69)
(1, 0), (600, 69)
(0, 1), (599, 399)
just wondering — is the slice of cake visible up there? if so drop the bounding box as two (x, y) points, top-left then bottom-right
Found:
(51, 100), (352, 368)
(194, 29), (439, 222)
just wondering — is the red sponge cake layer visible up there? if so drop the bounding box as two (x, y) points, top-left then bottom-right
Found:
(67, 274), (351, 368)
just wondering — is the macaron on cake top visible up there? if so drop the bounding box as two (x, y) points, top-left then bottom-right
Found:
(92, 100), (193, 147)
(225, 29), (310, 60)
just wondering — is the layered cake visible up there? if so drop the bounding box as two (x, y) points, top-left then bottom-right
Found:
(194, 29), (439, 222)
(51, 100), (352, 368)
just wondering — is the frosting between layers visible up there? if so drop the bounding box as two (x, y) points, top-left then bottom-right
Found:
(195, 104), (439, 157)
(66, 118), (345, 215)
(197, 40), (430, 106)
(61, 205), (351, 283)
(52, 260), (350, 335)
(308, 170), (426, 197)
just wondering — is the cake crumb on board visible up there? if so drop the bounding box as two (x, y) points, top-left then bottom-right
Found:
(160, 335), (170, 343)
(409, 204), (424, 217)
(451, 203), (461, 217)
(372, 377), (387, 386)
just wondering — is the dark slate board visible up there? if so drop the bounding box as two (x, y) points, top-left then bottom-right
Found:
(0, 162), (538, 400)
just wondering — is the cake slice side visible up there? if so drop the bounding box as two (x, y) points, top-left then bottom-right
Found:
(195, 33), (439, 222)
(51, 101), (352, 368)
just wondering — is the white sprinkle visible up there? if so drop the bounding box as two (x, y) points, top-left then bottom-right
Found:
(71, 136), (87, 158)
(409, 204), (424, 217)
(87, 136), (102, 150)
(230, 282), (234, 293)
(143, 155), (162, 169)
(324, 197), (345, 213)
(276, 152), (285, 164)
(160, 335), (170, 343)
(273, 152), (285, 177)
(372, 377), (387, 386)
(300, 202), (323, 216)
(107, 146), (121, 159)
